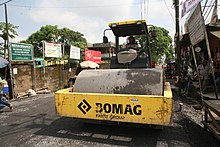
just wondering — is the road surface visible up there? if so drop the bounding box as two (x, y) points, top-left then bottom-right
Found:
(0, 87), (219, 146)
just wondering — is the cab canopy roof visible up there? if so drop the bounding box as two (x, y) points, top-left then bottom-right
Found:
(108, 20), (148, 37)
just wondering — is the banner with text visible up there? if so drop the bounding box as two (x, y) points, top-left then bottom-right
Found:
(10, 43), (33, 61)
(45, 42), (62, 58)
(70, 45), (80, 60)
(181, 0), (202, 17)
(187, 3), (205, 46)
(85, 50), (101, 64)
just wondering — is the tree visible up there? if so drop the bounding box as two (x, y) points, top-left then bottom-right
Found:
(0, 22), (18, 57)
(0, 22), (18, 40)
(137, 26), (174, 64)
(23, 25), (87, 58)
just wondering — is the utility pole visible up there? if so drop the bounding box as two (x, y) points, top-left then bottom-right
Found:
(4, 4), (9, 61)
(42, 41), (46, 88)
(5, 4), (14, 99)
(174, 0), (181, 96)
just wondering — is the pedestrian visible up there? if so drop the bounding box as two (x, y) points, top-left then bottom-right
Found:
(0, 77), (13, 111)
(1, 79), (9, 98)
(184, 65), (193, 96)
(197, 60), (210, 93)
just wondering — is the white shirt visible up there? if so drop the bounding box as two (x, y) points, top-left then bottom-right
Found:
(198, 64), (209, 79)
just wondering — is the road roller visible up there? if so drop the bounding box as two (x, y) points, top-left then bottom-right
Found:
(55, 20), (172, 126)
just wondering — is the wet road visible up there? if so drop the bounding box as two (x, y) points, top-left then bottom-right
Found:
(0, 89), (219, 146)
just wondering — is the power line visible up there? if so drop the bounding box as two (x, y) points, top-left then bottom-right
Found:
(140, 0), (146, 20)
(144, 0), (146, 19)
(8, 2), (140, 9)
(202, 4), (220, 7)
(0, 0), (13, 6)
(163, 0), (174, 23)
(140, 0), (143, 19)
(146, 0), (149, 20)
(143, 0), (146, 19)
(202, 0), (208, 12)
(203, 0), (214, 17)
(139, 0), (149, 20)
(204, 0), (215, 21)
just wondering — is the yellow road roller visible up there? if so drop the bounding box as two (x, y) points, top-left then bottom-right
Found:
(55, 20), (172, 126)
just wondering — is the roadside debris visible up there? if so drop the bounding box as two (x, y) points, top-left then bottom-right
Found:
(17, 87), (50, 99)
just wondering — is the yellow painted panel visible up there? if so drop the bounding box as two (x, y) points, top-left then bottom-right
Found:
(55, 84), (172, 125)
(108, 20), (146, 27)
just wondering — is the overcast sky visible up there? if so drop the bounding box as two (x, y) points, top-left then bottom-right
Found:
(0, 0), (177, 44)
(1, 0), (219, 44)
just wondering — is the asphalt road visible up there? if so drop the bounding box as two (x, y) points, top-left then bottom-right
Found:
(0, 87), (219, 147)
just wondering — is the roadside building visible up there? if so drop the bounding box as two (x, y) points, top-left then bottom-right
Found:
(87, 42), (116, 68)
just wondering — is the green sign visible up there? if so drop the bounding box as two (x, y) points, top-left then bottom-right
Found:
(10, 43), (33, 61)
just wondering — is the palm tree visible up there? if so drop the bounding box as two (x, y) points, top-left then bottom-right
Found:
(0, 22), (18, 58)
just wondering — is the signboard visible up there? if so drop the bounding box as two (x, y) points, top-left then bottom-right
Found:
(85, 50), (101, 64)
(181, 0), (202, 17)
(10, 43), (33, 61)
(187, 3), (205, 46)
(45, 42), (62, 58)
(70, 45), (80, 59)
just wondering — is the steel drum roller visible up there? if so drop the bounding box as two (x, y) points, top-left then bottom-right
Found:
(74, 69), (163, 95)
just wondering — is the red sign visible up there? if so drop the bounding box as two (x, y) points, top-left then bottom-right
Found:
(84, 50), (101, 64)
